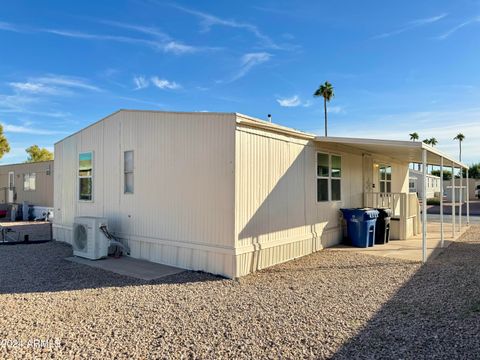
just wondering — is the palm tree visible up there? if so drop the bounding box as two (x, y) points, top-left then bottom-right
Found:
(453, 133), (465, 161)
(423, 138), (438, 147)
(409, 132), (419, 141)
(409, 133), (420, 169)
(313, 81), (335, 137)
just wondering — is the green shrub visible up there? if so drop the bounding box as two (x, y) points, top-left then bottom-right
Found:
(427, 198), (441, 205)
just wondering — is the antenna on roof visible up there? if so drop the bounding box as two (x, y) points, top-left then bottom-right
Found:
(267, 114), (272, 122)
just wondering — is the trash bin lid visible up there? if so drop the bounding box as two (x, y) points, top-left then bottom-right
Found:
(375, 207), (392, 217)
(341, 208), (379, 220)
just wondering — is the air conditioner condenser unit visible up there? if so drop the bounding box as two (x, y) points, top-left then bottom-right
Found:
(72, 216), (109, 260)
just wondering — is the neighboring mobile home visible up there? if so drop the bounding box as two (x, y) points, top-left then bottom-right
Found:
(444, 178), (479, 201)
(409, 169), (441, 200)
(0, 160), (54, 207)
(53, 110), (466, 278)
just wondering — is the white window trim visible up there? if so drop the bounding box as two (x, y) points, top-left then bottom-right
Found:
(78, 151), (94, 202)
(124, 150), (134, 194)
(316, 151), (342, 203)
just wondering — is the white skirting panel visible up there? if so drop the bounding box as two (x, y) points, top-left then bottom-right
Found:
(125, 237), (236, 278)
(235, 227), (342, 278)
(53, 225), (73, 244)
(53, 224), (236, 278)
(54, 224), (342, 279)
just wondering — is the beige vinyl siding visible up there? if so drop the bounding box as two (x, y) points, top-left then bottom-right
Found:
(0, 161), (54, 207)
(54, 110), (413, 278)
(234, 121), (364, 277)
(53, 110), (237, 277)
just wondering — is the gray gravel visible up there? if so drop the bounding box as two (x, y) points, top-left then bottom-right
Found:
(1, 227), (479, 359)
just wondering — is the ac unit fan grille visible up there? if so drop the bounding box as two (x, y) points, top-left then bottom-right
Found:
(74, 224), (88, 251)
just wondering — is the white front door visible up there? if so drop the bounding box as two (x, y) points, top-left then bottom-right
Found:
(362, 154), (373, 193)
(7, 171), (14, 203)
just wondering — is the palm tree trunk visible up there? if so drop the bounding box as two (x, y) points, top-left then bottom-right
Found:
(324, 97), (328, 137)
(459, 142), (462, 162)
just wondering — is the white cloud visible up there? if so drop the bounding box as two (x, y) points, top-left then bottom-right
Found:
(151, 76), (181, 90)
(172, 5), (281, 49)
(45, 25), (203, 55)
(436, 16), (480, 40)
(98, 20), (170, 40)
(8, 75), (100, 97)
(9, 82), (57, 94)
(229, 52), (271, 82)
(328, 106), (345, 114)
(277, 95), (301, 107)
(133, 76), (149, 90)
(163, 41), (198, 54)
(35, 75), (100, 92)
(0, 21), (22, 32)
(373, 13), (447, 39)
(1, 123), (67, 135)
(1, 19), (214, 55)
(276, 95), (314, 108)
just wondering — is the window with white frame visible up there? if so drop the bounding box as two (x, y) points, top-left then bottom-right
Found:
(79, 152), (93, 201)
(379, 165), (392, 193)
(23, 173), (36, 191)
(317, 152), (342, 202)
(124, 150), (134, 194)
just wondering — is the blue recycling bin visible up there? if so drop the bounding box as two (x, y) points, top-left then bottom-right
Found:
(340, 208), (379, 248)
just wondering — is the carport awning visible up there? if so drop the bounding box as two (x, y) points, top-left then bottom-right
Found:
(315, 136), (467, 168)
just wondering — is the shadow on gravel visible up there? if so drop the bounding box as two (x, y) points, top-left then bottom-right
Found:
(332, 239), (480, 359)
(0, 242), (223, 295)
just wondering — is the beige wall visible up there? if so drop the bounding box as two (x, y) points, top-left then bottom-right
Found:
(54, 111), (237, 277)
(234, 123), (364, 277)
(0, 161), (53, 207)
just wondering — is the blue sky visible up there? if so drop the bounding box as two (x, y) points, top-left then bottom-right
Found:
(1, 0), (479, 164)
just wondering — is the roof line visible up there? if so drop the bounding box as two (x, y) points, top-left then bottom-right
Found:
(236, 113), (316, 139)
(55, 109), (242, 145)
(315, 136), (467, 168)
(54, 109), (123, 145)
(0, 160), (53, 167)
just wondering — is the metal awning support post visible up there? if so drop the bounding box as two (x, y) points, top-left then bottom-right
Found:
(440, 157), (444, 248)
(459, 168), (463, 230)
(466, 169), (470, 225)
(422, 149), (427, 263)
(452, 163), (456, 238)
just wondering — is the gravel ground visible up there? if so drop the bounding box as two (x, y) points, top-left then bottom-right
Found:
(0, 227), (479, 359)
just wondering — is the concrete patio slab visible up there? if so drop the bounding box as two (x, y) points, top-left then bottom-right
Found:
(66, 256), (185, 280)
(329, 221), (470, 262)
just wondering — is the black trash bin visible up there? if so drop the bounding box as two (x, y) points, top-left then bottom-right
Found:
(374, 208), (392, 244)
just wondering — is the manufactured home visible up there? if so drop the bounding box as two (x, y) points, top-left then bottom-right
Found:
(444, 178), (479, 201)
(53, 110), (468, 278)
(409, 169), (441, 200)
(0, 160), (54, 207)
